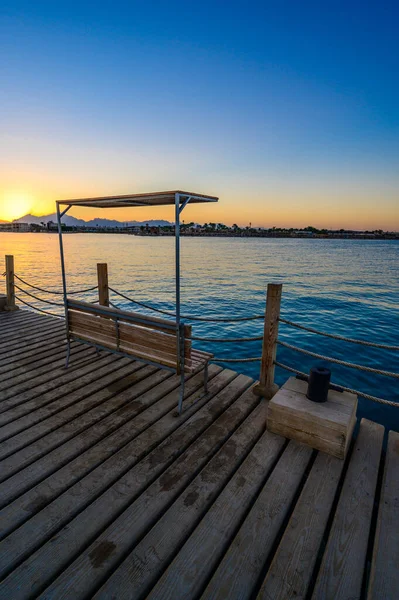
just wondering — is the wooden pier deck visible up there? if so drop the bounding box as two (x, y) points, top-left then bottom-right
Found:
(0, 309), (397, 599)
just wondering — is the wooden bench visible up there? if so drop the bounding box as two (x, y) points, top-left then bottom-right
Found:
(64, 299), (212, 413)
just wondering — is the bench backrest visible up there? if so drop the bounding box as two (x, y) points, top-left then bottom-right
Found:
(66, 298), (192, 370)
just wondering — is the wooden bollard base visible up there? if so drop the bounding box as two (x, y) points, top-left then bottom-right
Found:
(266, 377), (357, 459)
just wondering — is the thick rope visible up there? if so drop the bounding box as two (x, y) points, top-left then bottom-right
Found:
(191, 335), (263, 343)
(15, 284), (65, 307)
(277, 340), (399, 379)
(15, 296), (65, 319)
(13, 274), (97, 296)
(212, 356), (262, 363)
(274, 361), (398, 407)
(109, 287), (265, 322)
(279, 317), (399, 351)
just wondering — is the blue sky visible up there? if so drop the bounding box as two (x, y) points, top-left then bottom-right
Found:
(1, 1), (398, 228)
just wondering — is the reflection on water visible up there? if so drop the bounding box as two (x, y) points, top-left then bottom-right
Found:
(1, 233), (398, 429)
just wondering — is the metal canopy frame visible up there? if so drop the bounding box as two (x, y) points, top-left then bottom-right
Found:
(56, 191), (218, 410)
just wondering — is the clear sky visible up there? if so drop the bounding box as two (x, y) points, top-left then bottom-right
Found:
(1, 1), (398, 229)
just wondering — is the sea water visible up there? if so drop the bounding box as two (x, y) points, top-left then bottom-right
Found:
(1, 233), (398, 429)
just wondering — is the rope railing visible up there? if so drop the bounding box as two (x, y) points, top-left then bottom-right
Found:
(15, 284), (65, 307)
(109, 287), (265, 322)
(274, 361), (398, 407)
(191, 335), (263, 343)
(3, 259), (396, 409)
(212, 356), (262, 363)
(13, 273), (97, 296)
(279, 317), (399, 351)
(277, 340), (399, 379)
(15, 295), (65, 319)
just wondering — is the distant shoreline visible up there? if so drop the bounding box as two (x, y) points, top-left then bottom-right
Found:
(1, 230), (398, 240)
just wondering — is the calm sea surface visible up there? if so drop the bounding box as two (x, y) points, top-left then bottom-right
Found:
(1, 233), (398, 429)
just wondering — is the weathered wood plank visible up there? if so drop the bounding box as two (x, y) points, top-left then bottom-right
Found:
(0, 322), (63, 354)
(367, 430), (399, 600)
(22, 388), (263, 599)
(0, 352), (116, 415)
(0, 368), (172, 511)
(0, 360), (145, 437)
(0, 312), (56, 338)
(0, 338), (72, 378)
(0, 368), (236, 582)
(68, 299), (192, 336)
(201, 441), (313, 600)
(258, 451), (344, 600)
(311, 418), (384, 600)
(0, 329), (66, 364)
(146, 429), (286, 600)
(0, 336), (68, 374)
(0, 343), (90, 392)
(0, 357), (132, 454)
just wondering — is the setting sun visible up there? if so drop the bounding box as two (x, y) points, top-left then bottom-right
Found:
(0, 192), (34, 222)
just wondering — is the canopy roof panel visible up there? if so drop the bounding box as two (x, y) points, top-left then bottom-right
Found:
(57, 190), (219, 208)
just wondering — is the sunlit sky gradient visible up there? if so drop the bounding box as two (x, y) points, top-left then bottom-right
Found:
(1, 1), (398, 229)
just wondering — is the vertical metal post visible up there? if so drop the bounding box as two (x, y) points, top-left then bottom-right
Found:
(175, 192), (181, 375)
(57, 203), (71, 366)
(177, 323), (185, 414)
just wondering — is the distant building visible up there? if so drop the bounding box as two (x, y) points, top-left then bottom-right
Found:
(0, 222), (31, 232)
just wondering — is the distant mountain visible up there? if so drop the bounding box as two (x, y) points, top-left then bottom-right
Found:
(14, 214), (172, 228)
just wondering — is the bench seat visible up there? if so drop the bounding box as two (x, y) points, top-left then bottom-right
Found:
(64, 299), (213, 412)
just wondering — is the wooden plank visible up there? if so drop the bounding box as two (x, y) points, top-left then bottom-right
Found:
(367, 430), (399, 600)
(258, 451), (344, 600)
(0, 343), (90, 393)
(0, 322), (63, 354)
(267, 417), (355, 460)
(45, 392), (265, 599)
(312, 418), (384, 600)
(0, 335), (68, 373)
(253, 283), (282, 399)
(146, 428), (286, 600)
(0, 313), (57, 338)
(97, 263), (109, 307)
(0, 369), (172, 508)
(0, 345), (102, 405)
(0, 340), (76, 380)
(267, 379), (357, 459)
(5, 255), (16, 308)
(0, 368), (221, 503)
(70, 329), (181, 369)
(69, 309), (190, 358)
(0, 358), (143, 430)
(0, 369), (192, 516)
(68, 298), (192, 337)
(0, 329), (67, 364)
(0, 368), (239, 586)
(0, 357), (132, 454)
(201, 441), (313, 600)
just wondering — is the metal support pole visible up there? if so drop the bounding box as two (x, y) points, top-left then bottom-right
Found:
(175, 192), (181, 374)
(57, 203), (71, 367)
(177, 324), (185, 414)
(204, 361), (209, 394)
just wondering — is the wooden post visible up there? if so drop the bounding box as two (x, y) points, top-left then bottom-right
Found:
(253, 283), (282, 399)
(97, 263), (109, 307)
(5, 255), (18, 311)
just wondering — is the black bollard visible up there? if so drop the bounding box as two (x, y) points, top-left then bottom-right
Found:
(306, 366), (331, 403)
